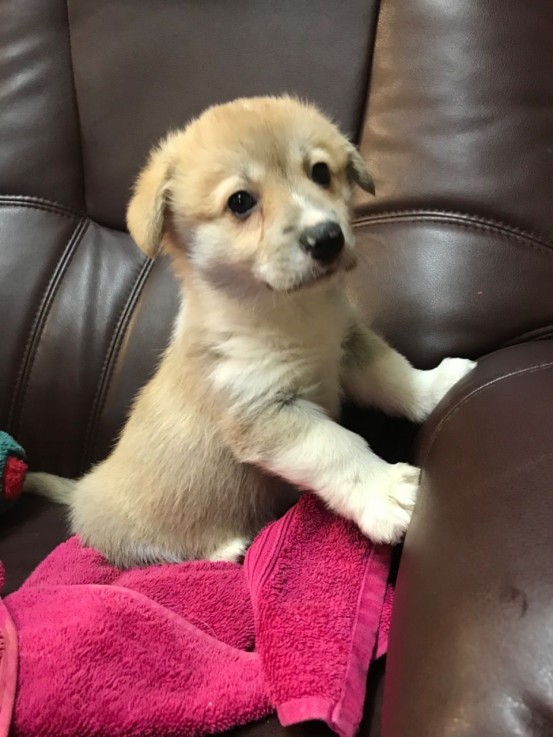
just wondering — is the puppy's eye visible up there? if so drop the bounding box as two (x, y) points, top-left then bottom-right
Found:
(311, 162), (331, 187)
(227, 190), (257, 217)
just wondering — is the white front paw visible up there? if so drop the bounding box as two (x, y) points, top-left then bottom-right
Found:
(415, 357), (476, 421)
(430, 356), (476, 406)
(358, 462), (419, 544)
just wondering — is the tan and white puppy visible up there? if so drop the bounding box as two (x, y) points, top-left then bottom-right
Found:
(27, 96), (475, 567)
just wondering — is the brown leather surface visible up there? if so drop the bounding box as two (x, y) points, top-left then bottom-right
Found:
(67, 0), (379, 230)
(357, 0), (553, 241)
(0, 1), (83, 209)
(350, 212), (553, 368)
(0, 200), (81, 435)
(382, 340), (553, 736)
(2, 201), (178, 477)
(89, 254), (181, 466)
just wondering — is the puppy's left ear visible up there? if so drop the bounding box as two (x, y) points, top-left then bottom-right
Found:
(345, 143), (376, 195)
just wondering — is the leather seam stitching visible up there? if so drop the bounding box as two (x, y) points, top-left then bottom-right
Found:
(357, 216), (553, 258)
(0, 199), (82, 220)
(420, 361), (553, 466)
(79, 256), (155, 473)
(7, 217), (89, 437)
(353, 210), (553, 252)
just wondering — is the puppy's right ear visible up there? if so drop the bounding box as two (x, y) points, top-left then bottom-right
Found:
(126, 137), (175, 258)
(345, 143), (376, 196)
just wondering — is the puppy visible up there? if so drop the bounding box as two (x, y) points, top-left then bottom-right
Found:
(26, 96), (475, 567)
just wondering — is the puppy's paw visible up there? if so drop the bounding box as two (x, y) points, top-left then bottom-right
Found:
(208, 536), (250, 562)
(414, 357), (476, 422)
(358, 463), (419, 544)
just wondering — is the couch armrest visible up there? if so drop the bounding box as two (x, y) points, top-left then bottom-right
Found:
(382, 340), (553, 737)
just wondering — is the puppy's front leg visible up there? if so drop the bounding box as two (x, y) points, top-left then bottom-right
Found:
(221, 399), (418, 544)
(342, 325), (476, 423)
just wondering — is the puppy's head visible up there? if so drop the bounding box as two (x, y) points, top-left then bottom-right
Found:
(127, 96), (375, 295)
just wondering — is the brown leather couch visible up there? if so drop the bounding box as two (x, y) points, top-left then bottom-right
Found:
(2, 1), (553, 735)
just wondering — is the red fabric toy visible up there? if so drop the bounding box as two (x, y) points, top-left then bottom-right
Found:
(0, 432), (27, 512)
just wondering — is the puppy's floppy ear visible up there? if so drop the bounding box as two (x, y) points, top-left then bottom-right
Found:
(345, 142), (376, 195)
(126, 136), (176, 258)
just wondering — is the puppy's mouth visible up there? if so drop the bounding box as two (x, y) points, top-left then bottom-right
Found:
(270, 250), (358, 294)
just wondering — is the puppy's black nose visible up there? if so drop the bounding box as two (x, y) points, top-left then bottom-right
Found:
(300, 221), (345, 263)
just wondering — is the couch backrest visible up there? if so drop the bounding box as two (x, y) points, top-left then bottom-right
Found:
(2, 0), (553, 475)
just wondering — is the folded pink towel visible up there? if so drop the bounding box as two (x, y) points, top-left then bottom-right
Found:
(0, 493), (392, 737)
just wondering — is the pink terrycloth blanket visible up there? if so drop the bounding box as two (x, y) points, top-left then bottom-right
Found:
(0, 494), (393, 737)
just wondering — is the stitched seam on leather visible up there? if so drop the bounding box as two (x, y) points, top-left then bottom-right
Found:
(353, 208), (547, 238)
(79, 256), (155, 473)
(353, 209), (553, 251)
(64, 0), (86, 206)
(420, 361), (553, 466)
(357, 216), (553, 258)
(0, 200), (80, 220)
(7, 217), (89, 436)
(0, 195), (85, 219)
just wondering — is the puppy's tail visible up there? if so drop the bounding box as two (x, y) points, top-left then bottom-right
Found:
(23, 472), (75, 505)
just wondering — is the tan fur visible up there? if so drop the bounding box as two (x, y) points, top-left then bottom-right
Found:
(26, 96), (475, 567)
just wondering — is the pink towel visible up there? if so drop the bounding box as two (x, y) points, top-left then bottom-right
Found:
(0, 493), (392, 737)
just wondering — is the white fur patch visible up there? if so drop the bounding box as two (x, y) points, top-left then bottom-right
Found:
(206, 288), (350, 417)
(209, 335), (295, 407)
(410, 357), (476, 422)
(209, 537), (249, 562)
(292, 192), (331, 229)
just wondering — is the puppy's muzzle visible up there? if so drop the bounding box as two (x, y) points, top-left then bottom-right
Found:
(299, 221), (345, 264)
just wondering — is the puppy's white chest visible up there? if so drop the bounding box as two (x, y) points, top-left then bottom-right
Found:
(300, 334), (344, 417)
(208, 293), (349, 419)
